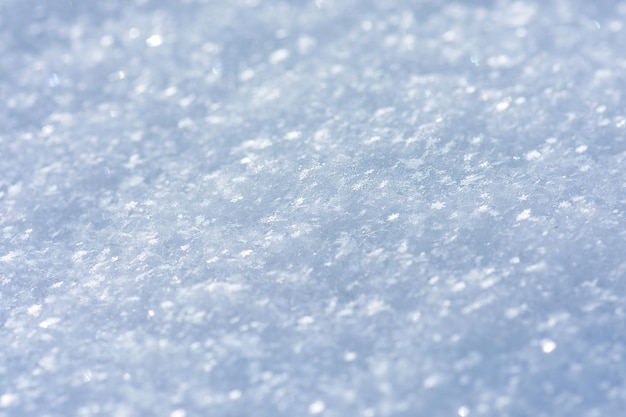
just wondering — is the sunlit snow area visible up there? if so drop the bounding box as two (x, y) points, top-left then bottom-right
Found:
(1, 0), (626, 416)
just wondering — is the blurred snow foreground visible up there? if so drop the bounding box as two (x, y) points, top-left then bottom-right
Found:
(1, 0), (626, 416)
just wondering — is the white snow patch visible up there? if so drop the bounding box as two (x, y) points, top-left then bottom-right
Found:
(423, 374), (442, 389)
(239, 69), (255, 81)
(516, 209), (532, 221)
(124, 154), (143, 169)
(269, 48), (289, 64)
(0, 251), (21, 262)
(431, 201), (446, 210)
(541, 339), (557, 353)
(72, 250), (88, 263)
(366, 299), (388, 316)
(8, 182), (22, 197)
(0, 393), (18, 408)
(177, 118), (195, 129)
(39, 317), (61, 329)
(308, 401), (325, 414)
(525, 261), (547, 273)
(297, 35), (316, 54)
(285, 131), (302, 140)
(27, 304), (42, 317)
(145, 34), (163, 47)
(525, 150), (541, 161)
(458, 406), (470, 417)
(495, 98), (511, 111)
(205, 282), (245, 293)
(298, 316), (315, 326)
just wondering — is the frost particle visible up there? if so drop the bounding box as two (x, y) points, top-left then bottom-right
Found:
(269, 48), (289, 64)
(541, 339), (556, 353)
(431, 201), (446, 210)
(0, 393), (18, 408)
(525, 150), (541, 160)
(575, 145), (588, 153)
(516, 209), (532, 221)
(308, 401), (325, 414)
(39, 317), (61, 328)
(285, 131), (302, 140)
(27, 304), (42, 317)
(146, 34), (163, 47)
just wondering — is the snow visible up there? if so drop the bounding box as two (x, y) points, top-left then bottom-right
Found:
(1, 0), (626, 416)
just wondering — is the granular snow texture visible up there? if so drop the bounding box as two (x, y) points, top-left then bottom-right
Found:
(1, 1), (626, 416)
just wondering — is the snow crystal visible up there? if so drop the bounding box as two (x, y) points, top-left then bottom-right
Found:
(540, 339), (557, 354)
(308, 401), (325, 414)
(269, 48), (290, 65)
(145, 34), (163, 47)
(516, 209), (532, 221)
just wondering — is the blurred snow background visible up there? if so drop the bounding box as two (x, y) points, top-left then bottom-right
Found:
(1, 0), (626, 416)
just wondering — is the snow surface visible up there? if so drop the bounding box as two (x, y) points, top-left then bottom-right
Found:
(1, 0), (626, 416)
